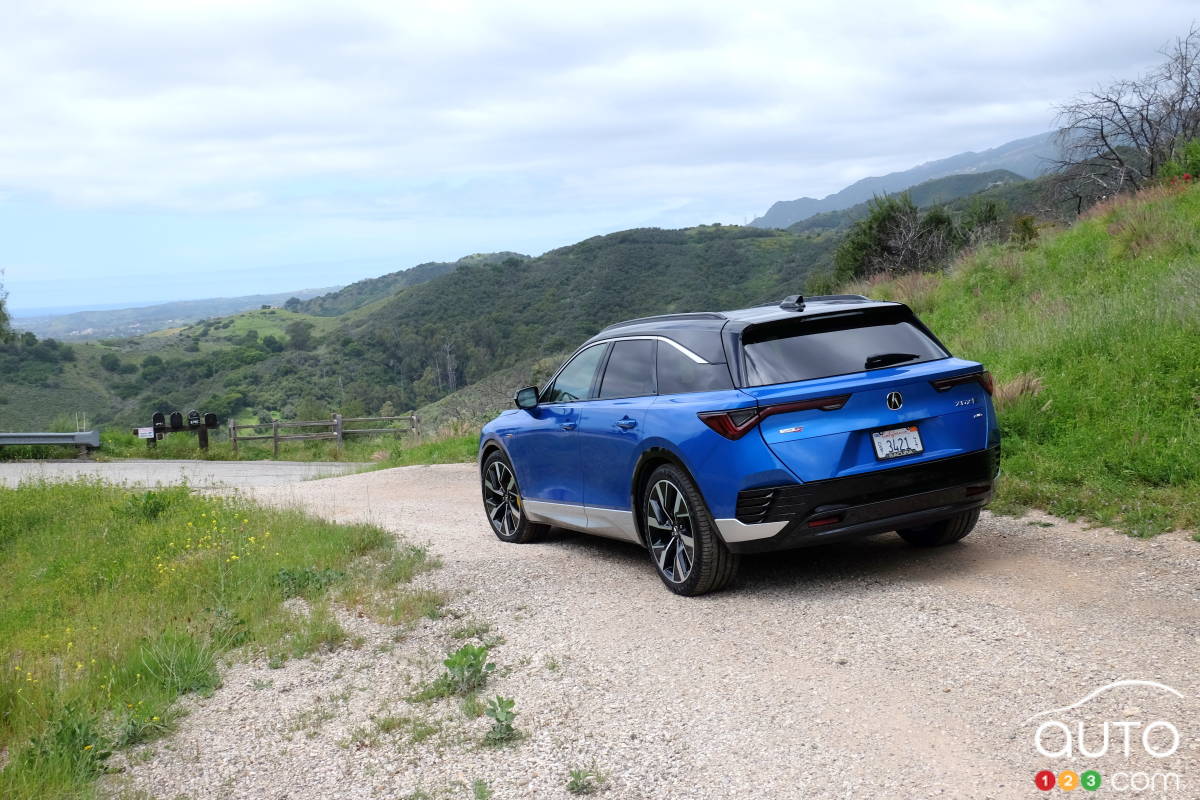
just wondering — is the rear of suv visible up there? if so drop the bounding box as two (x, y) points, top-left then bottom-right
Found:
(479, 294), (1000, 596)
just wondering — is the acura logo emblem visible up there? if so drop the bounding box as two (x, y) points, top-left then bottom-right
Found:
(886, 391), (903, 410)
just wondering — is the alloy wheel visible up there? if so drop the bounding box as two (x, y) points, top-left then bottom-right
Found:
(645, 479), (695, 583)
(483, 460), (521, 537)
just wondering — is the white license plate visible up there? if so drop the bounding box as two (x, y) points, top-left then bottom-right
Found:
(872, 426), (924, 460)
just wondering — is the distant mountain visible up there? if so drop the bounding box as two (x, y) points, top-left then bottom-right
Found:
(787, 169), (1027, 233)
(751, 131), (1058, 229)
(14, 287), (337, 341)
(295, 252), (530, 317)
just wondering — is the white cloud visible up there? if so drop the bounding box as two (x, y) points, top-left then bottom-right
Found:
(1, 0), (1199, 307)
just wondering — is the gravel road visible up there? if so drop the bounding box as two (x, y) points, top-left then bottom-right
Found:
(0, 459), (366, 488)
(109, 463), (1199, 799)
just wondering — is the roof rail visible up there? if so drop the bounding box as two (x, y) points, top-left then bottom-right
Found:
(600, 312), (726, 332)
(806, 294), (870, 302)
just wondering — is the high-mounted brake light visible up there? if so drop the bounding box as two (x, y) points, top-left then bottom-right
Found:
(698, 394), (850, 440)
(931, 371), (993, 395)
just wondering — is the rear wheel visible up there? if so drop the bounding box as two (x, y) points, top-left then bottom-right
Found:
(897, 508), (980, 547)
(481, 451), (549, 544)
(642, 464), (738, 596)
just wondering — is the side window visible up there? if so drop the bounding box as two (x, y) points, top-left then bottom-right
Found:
(657, 341), (734, 394)
(542, 344), (607, 403)
(598, 339), (657, 399)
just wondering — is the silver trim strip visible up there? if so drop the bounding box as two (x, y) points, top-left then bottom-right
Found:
(523, 499), (590, 531)
(714, 518), (789, 543)
(609, 335), (708, 364)
(581, 506), (642, 543)
(521, 499), (642, 544)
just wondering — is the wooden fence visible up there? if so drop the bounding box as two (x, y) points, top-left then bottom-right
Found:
(228, 414), (418, 458)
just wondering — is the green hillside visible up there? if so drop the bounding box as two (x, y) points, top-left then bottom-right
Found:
(851, 184), (1200, 534)
(294, 252), (529, 317)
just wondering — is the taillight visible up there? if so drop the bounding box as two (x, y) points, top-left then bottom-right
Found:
(931, 371), (993, 395)
(698, 394), (850, 440)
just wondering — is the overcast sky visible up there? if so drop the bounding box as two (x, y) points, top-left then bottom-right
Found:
(2, 1), (1196, 313)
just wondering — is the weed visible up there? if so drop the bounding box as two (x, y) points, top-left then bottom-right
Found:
(472, 779), (494, 799)
(566, 764), (606, 795)
(444, 644), (495, 693)
(274, 567), (344, 598)
(251, 679), (274, 690)
(483, 696), (518, 745)
(450, 621), (492, 640)
(544, 657), (561, 672)
(388, 589), (447, 625)
(134, 631), (220, 696)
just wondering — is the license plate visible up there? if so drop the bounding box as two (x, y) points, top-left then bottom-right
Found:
(872, 426), (924, 460)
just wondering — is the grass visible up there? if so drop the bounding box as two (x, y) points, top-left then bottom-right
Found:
(566, 764), (606, 794)
(850, 183), (1200, 536)
(0, 480), (435, 799)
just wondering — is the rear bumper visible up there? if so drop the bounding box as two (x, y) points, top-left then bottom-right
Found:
(719, 446), (999, 554)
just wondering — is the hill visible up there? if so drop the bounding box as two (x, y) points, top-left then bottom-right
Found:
(294, 252), (529, 316)
(12, 287), (337, 341)
(847, 184), (1200, 535)
(786, 169), (1027, 233)
(0, 225), (841, 430)
(751, 131), (1057, 229)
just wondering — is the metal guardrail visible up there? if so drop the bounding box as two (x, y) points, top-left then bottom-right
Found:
(0, 431), (101, 449)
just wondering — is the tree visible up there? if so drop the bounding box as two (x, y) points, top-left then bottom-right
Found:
(283, 297), (302, 311)
(1055, 25), (1200, 200)
(0, 277), (10, 343)
(832, 194), (960, 281)
(100, 353), (122, 372)
(285, 320), (315, 351)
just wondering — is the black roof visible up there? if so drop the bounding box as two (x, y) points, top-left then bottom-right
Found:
(581, 295), (902, 363)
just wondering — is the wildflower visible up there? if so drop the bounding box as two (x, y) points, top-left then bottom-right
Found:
(152, 716), (159, 721)
(1185, 173), (1193, 180)
(83, 744), (93, 751)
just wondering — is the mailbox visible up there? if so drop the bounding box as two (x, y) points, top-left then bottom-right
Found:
(152, 411), (165, 428)
(204, 412), (217, 428)
(187, 410), (201, 428)
(169, 411), (183, 430)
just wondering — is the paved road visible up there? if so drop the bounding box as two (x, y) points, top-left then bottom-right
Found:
(117, 463), (1199, 799)
(0, 459), (368, 488)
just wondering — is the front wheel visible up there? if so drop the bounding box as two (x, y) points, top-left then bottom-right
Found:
(642, 464), (739, 596)
(481, 451), (549, 544)
(897, 508), (980, 547)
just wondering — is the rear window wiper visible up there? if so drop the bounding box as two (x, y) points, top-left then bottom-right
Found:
(864, 352), (919, 370)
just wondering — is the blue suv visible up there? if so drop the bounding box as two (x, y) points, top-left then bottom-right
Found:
(478, 294), (1000, 595)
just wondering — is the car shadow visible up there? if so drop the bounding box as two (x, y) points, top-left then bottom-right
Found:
(537, 526), (986, 596)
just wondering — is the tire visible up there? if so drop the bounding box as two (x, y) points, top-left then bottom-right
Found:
(641, 464), (739, 596)
(897, 508), (980, 547)
(481, 451), (549, 544)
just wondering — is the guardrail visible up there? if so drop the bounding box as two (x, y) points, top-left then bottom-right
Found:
(0, 431), (101, 453)
(228, 414), (417, 458)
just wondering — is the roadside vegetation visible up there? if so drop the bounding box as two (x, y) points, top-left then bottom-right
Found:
(830, 178), (1200, 536)
(0, 480), (435, 799)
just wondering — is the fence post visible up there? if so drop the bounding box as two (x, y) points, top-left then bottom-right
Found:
(229, 421), (238, 456)
(333, 413), (344, 454)
(410, 414), (419, 437)
(272, 420), (280, 459)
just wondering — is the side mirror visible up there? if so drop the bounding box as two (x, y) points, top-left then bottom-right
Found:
(514, 386), (539, 410)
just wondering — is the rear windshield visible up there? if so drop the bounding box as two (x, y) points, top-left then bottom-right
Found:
(741, 309), (949, 386)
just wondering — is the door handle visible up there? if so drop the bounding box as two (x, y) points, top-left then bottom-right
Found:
(616, 418), (637, 429)
(559, 422), (576, 431)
